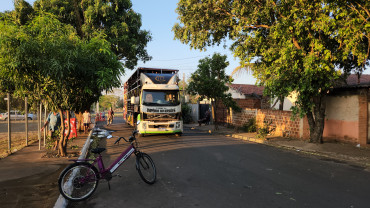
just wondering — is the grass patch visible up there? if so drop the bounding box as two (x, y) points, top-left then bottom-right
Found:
(0, 132), (39, 158)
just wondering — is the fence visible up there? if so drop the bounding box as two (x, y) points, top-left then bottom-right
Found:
(0, 93), (48, 158)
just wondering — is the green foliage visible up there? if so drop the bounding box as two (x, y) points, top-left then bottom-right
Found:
(45, 128), (61, 150)
(99, 95), (120, 111)
(0, 11), (124, 112)
(181, 103), (193, 124)
(173, 0), (370, 142)
(242, 117), (256, 133)
(187, 53), (239, 110)
(0, 93), (27, 113)
(33, 0), (152, 69)
(256, 119), (275, 139)
(0, 0), (150, 155)
(187, 53), (240, 129)
(87, 135), (101, 161)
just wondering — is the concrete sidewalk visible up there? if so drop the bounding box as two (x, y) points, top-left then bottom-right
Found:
(185, 123), (370, 171)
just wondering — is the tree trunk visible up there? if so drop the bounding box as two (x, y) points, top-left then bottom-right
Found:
(72, 0), (84, 38)
(64, 111), (71, 151)
(212, 99), (218, 130)
(307, 95), (326, 143)
(278, 96), (284, 110)
(58, 109), (66, 156)
(76, 112), (83, 132)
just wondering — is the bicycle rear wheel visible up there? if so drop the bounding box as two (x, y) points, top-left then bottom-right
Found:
(136, 153), (156, 184)
(58, 162), (99, 201)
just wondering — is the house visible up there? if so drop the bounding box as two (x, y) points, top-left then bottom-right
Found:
(272, 74), (370, 144)
(323, 74), (370, 144)
(214, 84), (269, 124)
(228, 84), (270, 109)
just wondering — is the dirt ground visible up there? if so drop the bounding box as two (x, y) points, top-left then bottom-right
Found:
(0, 132), (39, 158)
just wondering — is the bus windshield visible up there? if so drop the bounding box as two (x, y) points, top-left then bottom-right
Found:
(142, 90), (180, 106)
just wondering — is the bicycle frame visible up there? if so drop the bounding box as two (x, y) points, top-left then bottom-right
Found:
(107, 144), (135, 173)
(74, 144), (137, 179)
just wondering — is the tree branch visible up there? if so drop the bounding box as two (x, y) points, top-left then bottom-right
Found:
(216, 8), (271, 29)
(292, 37), (302, 50)
(355, 2), (370, 19)
(349, 3), (368, 22)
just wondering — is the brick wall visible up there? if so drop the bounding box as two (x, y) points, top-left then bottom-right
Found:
(256, 109), (303, 138)
(230, 108), (257, 126)
(234, 98), (261, 109)
(230, 108), (310, 139)
(358, 89), (368, 145)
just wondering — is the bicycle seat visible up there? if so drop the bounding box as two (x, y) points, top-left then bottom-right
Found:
(91, 148), (106, 154)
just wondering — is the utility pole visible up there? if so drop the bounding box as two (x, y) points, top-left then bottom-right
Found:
(44, 103), (47, 146)
(38, 102), (42, 150)
(25, 96), (28, 146)
(7, 93), (11, 153)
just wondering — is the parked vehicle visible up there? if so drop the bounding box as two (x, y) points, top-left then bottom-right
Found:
(124, 67), (184, 135)
(0, 110), (35, 121)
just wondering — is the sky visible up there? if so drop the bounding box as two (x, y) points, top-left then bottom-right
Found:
(0, 0), (255, 85)
(2, 1), (369, 86)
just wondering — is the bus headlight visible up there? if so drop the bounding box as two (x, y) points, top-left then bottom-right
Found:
(175, 122), (181, 129)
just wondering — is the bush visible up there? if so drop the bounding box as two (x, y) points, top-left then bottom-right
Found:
(256, 119), (275, 139)
(242, 117), (257, 132)
(181, 103), (193, 124)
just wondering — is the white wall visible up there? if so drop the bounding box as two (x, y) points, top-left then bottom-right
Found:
(325, 95), (359, 121)
(272, 92), (298, 111)
(272, 97), (294, 111)
(227, 88), (246, 99)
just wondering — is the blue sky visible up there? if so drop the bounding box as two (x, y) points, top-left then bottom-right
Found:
(0, 0), (255, 85)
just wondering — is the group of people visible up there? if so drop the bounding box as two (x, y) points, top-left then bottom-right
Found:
(41, 108), (115, 148)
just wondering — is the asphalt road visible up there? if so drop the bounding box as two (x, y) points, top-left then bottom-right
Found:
(0, 120), (39, 133)
(69, 121), (370, 208)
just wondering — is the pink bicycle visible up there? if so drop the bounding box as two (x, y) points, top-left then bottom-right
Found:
(58, 129), (156, 201)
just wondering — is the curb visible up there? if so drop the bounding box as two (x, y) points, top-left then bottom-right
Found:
(53, 125), (95, 208)
(231, 134), (265, 144)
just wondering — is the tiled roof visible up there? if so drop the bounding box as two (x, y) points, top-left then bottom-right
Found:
(229, 74), (370, 94)
(336, 74), (370, 88)
(229, 84), (264, 96)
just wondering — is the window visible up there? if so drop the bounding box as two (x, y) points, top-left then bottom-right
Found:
(142, 90), (180, 106)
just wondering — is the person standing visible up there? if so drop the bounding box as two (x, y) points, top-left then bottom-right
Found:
(107, 107), (114, 126)
(83, 110), (91, 133)
(198, 109), (211, 126)
(41, 111), (61, 150)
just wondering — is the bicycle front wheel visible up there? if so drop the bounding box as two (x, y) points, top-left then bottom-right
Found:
(58, 162), (99, 201)
(136, 153), (156, 184)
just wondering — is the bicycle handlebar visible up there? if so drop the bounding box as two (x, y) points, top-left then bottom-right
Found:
(114, 137), (127, 145)
(113, 130), (139, 145)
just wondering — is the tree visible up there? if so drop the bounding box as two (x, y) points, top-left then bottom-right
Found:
(33, 0), (152, 69)
(0, 4), (125, 156)
(1, 0), (151, 155)
(99, 95), (120, 110)
(187, 53), (239, 130)
(173, 0), (370, 143)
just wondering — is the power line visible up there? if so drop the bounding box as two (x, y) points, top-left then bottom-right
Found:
(149, 55), (209, 62)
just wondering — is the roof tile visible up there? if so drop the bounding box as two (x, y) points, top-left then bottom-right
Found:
(230, 84), (264, 96)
